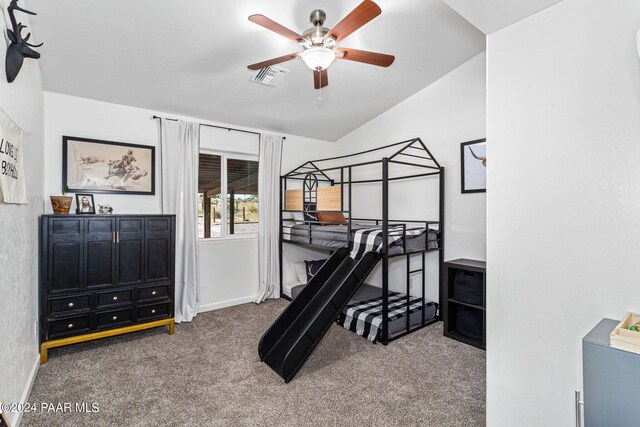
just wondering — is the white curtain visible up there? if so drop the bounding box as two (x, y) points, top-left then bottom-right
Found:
(255, 134), (283, 303)
(161, 120), (200, 322)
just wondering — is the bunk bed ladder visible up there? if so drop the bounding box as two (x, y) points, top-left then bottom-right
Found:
(405, 252), (428, 333)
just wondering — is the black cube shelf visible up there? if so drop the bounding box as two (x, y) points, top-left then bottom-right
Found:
(443, 258), (486, 350)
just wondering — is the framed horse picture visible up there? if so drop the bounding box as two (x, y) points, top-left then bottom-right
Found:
(62, 136), (155, 195)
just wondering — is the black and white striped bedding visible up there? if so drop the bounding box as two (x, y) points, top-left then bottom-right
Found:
(339, 292), (438, 342)
(349, 226), (425, 259)
(284, 223), (438, 255)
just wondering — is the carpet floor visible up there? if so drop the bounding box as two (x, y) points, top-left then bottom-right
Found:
(22, 299), (485, 427)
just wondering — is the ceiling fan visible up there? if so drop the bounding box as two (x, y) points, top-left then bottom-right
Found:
(247, 0), (395, 93)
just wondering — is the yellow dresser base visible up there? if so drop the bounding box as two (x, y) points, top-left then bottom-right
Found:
(40, 318), (175, 364)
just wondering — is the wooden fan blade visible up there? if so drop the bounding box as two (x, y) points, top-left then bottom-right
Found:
(313, 69), (328, 89)
(336, 48), (395, 67)
(249, 14), (304, 44)
(247, 53), (299, 70)
(324, 0), (382, 43)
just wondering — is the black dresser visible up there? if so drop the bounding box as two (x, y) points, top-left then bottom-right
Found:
(39, 214), (175, 363)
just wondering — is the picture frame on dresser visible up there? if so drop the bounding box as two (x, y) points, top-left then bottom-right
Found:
(75, 193), (95, 214)
(62, 136), (155, 195)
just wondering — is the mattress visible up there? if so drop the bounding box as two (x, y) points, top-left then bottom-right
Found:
(283, 222), (439, 254)
(290, 283), (437, 341)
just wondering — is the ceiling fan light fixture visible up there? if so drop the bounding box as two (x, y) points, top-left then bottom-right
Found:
(247, 1), (391, 91)
(300, 46), (336, 71)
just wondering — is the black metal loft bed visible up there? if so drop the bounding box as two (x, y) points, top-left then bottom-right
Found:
(278, 137), (445, 345)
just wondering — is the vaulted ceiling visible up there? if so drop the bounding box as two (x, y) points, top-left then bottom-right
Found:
(443, 0), (565, 34)
(28, 0), (485, 141)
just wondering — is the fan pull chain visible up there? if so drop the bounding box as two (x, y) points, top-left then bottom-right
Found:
(318, 69), (323, 101)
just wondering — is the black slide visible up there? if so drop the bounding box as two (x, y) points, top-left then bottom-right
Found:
(258, 248), (380, 383)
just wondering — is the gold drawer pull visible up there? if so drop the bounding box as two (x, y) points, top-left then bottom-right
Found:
(151, 309), (156, 314)
(151, 291), (157, 296)
(112, 316), (118, 321)
(68, 302), (74, 308)
(112, 296), (118, 301)
(67, 323), (74, 329)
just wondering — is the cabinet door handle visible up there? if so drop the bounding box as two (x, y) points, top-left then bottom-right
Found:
(67, 323), (74, 329)
(112, 231), (116, 243)
(112, 316), (118, 321)
(151, 309), (156, 314)
(68, 302), (74, 308)
(151, 291), (157, 296)
(575, 390), (584, 427)
(116, 232), (120, 243)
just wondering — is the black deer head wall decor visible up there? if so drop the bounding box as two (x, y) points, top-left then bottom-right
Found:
(5, 0), (42, 83)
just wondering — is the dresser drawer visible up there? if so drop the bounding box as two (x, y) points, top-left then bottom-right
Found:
(96, 289), (133, 308)
(137, 284), (169, 302)
(49, 314), (91, 338)
(137, 302), (171, 321)
(96, 308), (133, 329)
(49, 294), (91, 316)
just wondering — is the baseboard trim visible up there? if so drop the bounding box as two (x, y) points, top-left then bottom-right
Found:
(198, 295), (257, 313)
(10, 353), (40, 427)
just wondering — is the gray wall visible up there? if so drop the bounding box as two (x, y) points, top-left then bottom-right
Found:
(0, 5), (45, 426)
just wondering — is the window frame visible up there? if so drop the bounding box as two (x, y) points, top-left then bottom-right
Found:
(198, 149), (259, 241)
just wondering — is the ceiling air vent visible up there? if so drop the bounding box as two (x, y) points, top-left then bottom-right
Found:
(251, 66), (288, 87)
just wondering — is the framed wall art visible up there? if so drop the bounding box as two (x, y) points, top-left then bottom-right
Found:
(461, 138), (486, 193)
(62, 136), (155, 195)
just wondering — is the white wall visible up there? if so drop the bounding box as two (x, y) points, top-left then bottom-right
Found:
(43, 92), (334, 309)
(330, 54), (487, 299)
(486, 1), (640, 425)
(0, 2), (45, 425)
(44, 93), (162, 213)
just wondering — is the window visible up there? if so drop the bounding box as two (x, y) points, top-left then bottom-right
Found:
(198, 153), (258, 239)
(198, 153), (222, 238)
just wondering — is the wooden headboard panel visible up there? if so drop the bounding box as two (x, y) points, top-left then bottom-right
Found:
(285, 189), (303, 211)
(285, 186), (342, 211)
(317, 187), (341, 211)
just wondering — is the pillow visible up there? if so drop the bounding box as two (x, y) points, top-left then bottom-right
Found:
(282, 211), (293, 219)
(292, 211), (305, 223)
(303, 203), (318, 222)
(305, 259), (327, 282)
(293, 262), (308, 285)
(317, 212), (347, 224)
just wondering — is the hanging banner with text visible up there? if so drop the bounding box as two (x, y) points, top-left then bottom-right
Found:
(0, 108), (27, 204)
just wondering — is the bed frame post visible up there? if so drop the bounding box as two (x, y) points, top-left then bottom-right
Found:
(422, 251), (426, 325)
(382, 157), (389, 345)
(279, 176), (284, 298)
(406, 254), (411, 334)
(340, 168), (344, 212)
(438, 166), (445, 319)
(348, 166), (352, 251)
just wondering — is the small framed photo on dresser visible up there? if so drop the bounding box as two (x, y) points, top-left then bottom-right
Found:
(76, 193), (96, 214)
